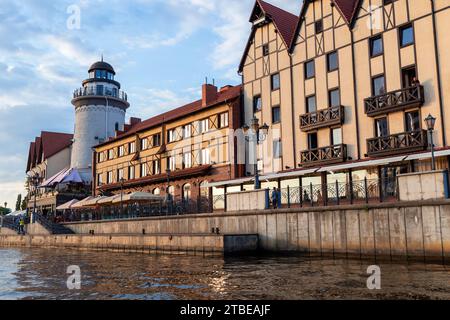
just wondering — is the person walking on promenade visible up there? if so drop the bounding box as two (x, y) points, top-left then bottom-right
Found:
(18, 217), (25, 235)
(271, 187), (279, 209)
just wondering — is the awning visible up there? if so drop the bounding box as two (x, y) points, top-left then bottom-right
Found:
(317, 155), (408, 173)
(71, 197), (95, 209)
(97, 195), (121, 205)
(404, 149), (450, 161)
(82, 196), (109, 207)
(111, 192), (163, 204)
(56, 199), (79, 211)
(39, 167), (84, 188)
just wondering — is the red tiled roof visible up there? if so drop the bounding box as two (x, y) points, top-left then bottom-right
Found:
(27, 132), (73, 172)
(257, 0), (298, 47)
(239, 0), (299, 72)
(289, 0), (361, 52)
(96, 85), (241, 147)
(332, 0), (361, 25)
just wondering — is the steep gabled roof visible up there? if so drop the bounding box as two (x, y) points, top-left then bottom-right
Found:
(26, 132), (73, 172)
(289, 0), (362, 52)
(238, 0), (298, 72)
(95, 85), (242, 148)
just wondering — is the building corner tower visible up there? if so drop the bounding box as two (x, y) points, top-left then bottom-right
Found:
(71, 60), (129, 182)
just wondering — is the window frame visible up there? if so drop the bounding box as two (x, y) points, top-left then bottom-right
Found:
(253, 95), (262, 112)
(399, 24), (414, 48)
(327, 51), (339, 72)
(272, 105), (281, 124)
(328, 88), (341, 108)
(315, 19), (323, 34)
(370, 35), (384, 58)
(371, 74), (386, 97)
(271, 73), (280, 91)
(262, 44), (270, 56)
(305, 60), (315, 79)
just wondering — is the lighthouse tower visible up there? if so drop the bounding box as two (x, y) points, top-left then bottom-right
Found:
(71, 60), (130, 182)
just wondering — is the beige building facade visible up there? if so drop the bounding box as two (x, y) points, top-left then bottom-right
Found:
(234, 0), (450, 198)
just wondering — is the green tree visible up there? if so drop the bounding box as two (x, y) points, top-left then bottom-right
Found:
(0, 207), (11, 216)
(21, 198), (28, 211)
(15, 194), (22, 211)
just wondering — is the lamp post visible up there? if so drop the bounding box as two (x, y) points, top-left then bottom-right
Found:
(166, 168), (171, 214)
(425, 114), (437, 171)
(119, 177), (125, 216)
(29, 173), (40, 223)
(242, 117), (269, 190)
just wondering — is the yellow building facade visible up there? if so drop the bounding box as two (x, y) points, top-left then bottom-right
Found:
(235, 0), (450, 198)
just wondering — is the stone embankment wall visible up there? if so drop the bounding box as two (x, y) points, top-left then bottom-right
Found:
(64, 200), (450, 261)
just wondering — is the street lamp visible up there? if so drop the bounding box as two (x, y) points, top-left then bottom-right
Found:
(119, 177), (125, 215)
(425, 114), (437, 171)
(242, 117), (269, 190)
(29, 173), (40, 223)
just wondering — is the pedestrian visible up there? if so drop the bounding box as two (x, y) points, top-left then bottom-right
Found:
(18, 217), (25, 235)
(271, 187), (279, 209)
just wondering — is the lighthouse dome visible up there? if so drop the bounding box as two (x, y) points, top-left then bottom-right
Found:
(88, 61), (115, 75)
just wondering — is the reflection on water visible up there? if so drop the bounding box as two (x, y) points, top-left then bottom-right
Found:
(0, 248), (449, 300)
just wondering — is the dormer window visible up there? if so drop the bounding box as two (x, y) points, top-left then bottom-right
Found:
(315, 20), (323, 34)
(262, 44), (269, 56)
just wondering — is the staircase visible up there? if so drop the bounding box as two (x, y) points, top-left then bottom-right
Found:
(1, 216), (18, 232)
(35, 214), (75, 235)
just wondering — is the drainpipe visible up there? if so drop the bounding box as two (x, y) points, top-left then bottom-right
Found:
(430, 0), (446, 146)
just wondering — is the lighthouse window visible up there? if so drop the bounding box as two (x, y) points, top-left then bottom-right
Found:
(96, 85), (104, 95)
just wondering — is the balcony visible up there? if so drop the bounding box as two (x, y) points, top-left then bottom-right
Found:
(300, 144), (348, 167)
(300, 105), (345, 132)
(365, 85), (424, 117)
(367, 130), (428, 157)
(73, 87), (128, 102)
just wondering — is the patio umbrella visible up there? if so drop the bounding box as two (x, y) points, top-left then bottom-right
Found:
(56, 199), (80, 211)
(112, 192), (163, 204)
(71, 196), (95, 209)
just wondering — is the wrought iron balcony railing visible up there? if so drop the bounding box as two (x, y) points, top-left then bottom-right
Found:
(367, 130), (428, 157)
(300, 105), (345, 132)
(300, 144), (347, 167)
(364, 85), (424, 117)
(73, 87), (128, 102)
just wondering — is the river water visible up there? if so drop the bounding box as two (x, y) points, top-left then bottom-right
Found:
(0, 248), (449, 300)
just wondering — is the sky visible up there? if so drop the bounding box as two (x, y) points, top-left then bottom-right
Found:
(0, 0), (300, 210)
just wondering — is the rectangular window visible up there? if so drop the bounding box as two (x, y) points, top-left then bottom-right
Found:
(400, 24), (414, 47)
(96, 85), (104, 95)
(140, 163), (148, 177)
(183, 152), (192, 169)
(272, 106), (281, 123)
(152, 160), (161, 175)
(315, 20), (323, 34)
(129, 142), (136, 154)
(140, 138), (148, 151)
(375, 117), (389, 137)
(262, 44), (269, 56)
(108, 149), (114, 160)
(183, 124), (192, 139)
(271, 73), (280, 91)
(329, 89), (340, 107)
(98, 152), (105, 163)
(402, 66), (417, 88)
(308, 133), (318, 150)
(201, 149), (211, 165)
(153, 134), (161, 147)
(167, 129), (176, 143)
(107, 171), (113, 184)
(306, 96), (316, 113)
(253, 95), (262, 112)
(117, 169), (124, 181)
(128, 166), (135, 180)
(97, 174), (103, 185)
(305, 60), (315, 79)
(199, 119), (209, 133)
(331, 128), (342, 145)
(370, 35), (383, 57)
(219, 112), (229, 128)
(167, 156), (176, 171)
(327, 51), (338, 72)
(273, 139), (282, 159)
(118, 146), (125, 157)
(405, 111), (420, 132)
(372, 75), (385, 96)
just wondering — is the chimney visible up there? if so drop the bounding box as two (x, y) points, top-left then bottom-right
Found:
(130, 117), (142, 126)
(202, 84), (218, 107)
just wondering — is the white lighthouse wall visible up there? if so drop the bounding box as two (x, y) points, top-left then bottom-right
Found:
(71, 104), (125, 182)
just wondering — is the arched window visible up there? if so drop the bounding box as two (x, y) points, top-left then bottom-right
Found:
(167, 186), (175, 200)
(153, 188), (160, 195)
(183, 184), (191, 201)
